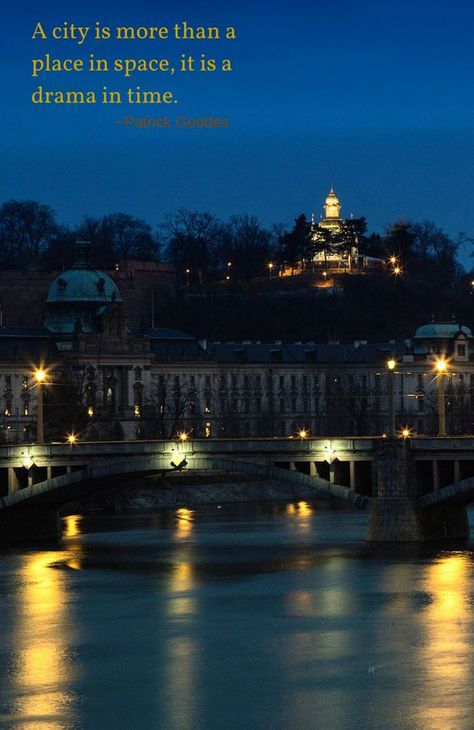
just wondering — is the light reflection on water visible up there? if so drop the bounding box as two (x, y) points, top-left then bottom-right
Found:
(1, 502), (474, 729)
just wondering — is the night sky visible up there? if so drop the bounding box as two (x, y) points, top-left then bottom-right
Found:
(2, 0), (474, 262)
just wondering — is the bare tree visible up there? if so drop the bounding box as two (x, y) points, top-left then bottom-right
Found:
(0, 200), (57, 267)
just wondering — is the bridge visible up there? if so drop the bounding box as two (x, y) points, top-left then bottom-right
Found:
(1, 436), (474, 543)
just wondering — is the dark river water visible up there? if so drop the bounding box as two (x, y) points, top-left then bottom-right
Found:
(1, 500), (474, 730)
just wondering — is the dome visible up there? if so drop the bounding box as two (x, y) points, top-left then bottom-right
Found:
(46, 267), (122, 305)
(325, 188), (340, 206)
(45, 258), (123, 335)
(414, 322), (472, 339)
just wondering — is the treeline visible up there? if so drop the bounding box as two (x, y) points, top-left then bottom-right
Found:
(0, 199), (468, 288)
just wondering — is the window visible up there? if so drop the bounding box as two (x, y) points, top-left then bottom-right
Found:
(205, 375), (211, 388)
(280, 398), (285, 412)
(205, 421), (212, 438)
(232, 374), (238, 388)
(22, 376), (28, 390)
(279, 375), (285, 389)
(4, 401), (11, 417)
(457, 344), (466, 358)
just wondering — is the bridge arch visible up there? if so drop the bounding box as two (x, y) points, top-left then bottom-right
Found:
(418, 476), (474, 509)
(0, 454), (369, 511)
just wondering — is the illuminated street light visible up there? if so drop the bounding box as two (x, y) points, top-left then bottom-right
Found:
(298, 428), (308, 439)
(34, 368), (46, 383)
(177, 431), (188, 442)
(67, 433), (78, 445)
(268, 262), (274, 279)
(400, 427), (412, 439)
(185, 268), (190, 286)
(33, 366), (47, 444)
(434, 357), (448, 436)
(393, 266), (402, 276)
(389, 255), (397, 265)
(386, 358), (397, 438)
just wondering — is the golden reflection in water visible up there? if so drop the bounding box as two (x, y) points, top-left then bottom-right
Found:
(14, 549), (81, 729)
(175, 508), (193, 538)
(63, 514), (82, 538)
(415, 553), (473, 730)
(285, 501), (313, 532)
(164, 556), (199, 730)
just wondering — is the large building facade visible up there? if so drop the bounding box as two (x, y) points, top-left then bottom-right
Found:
(0, 253), (472, 442)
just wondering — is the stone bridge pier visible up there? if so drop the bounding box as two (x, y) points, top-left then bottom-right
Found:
(367, 440), (469, 541)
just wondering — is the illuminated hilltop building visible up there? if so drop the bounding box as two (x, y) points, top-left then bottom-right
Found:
(311, 188), (360, 271)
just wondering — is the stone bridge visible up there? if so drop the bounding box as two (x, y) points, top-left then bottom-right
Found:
(1, 436), (474, 542)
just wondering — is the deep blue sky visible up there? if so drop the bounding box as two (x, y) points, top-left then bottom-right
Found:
(2, 1), (474, 262)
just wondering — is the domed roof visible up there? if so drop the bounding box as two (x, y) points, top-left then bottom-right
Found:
(414, 322), (472, 339)
(46, 266), (122, 305)
(325, 187), (340, 206)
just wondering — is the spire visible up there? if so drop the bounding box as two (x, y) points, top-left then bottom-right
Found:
(324, 187), (341, 220)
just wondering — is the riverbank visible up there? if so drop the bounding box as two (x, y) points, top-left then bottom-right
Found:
(62, 471), (349, 514)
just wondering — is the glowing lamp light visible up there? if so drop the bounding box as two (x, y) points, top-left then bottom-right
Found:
(393, 266), (402, 276)
(435, 358), (447, 373)
(34, 368), (46, 383)
(400, 427), (412, 439)
(298, 429), (308, 440)
(387, 359), (396, 371)
(389, 255), (397, 264)
(67, 433), (78, 445)
(177, 431), (188, 442)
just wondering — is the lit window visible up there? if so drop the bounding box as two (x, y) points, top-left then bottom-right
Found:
(87, 406), (94, 417)
(23, 405), (29, 416)
(205, 421), (212, 438)
(134, 404), (141, 418)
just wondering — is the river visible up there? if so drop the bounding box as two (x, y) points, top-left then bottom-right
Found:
(0, 500), (473, 730)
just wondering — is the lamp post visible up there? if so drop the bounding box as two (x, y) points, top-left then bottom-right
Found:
(435, 358), (447, 436)
(34, 367), (46, 444)
(268, 262), (274, 279)
(386, 358), (396, 438)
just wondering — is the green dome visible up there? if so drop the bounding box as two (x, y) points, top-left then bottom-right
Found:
(45, 264), (123, 335)
(414, 322), (472, 339)
(46, 267), (122, 305)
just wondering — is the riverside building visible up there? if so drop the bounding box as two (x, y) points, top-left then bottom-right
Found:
(0, 248), (472, 442)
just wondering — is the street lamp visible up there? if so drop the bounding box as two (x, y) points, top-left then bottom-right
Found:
(177, 431), (188, 442)
(386, 358), (396, 438)
(33, 367), (47, 444)
(298, 428), (308, 439)
(67, 432), (78, 445)
(185, 268), (190, 286)
(268, 262), (274, 279)
(434, 357), (448, 436)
